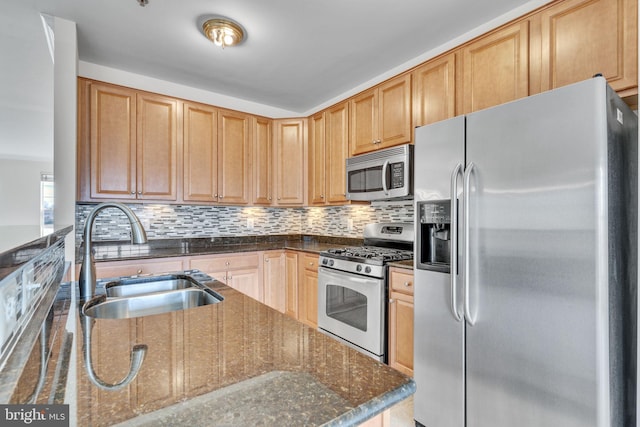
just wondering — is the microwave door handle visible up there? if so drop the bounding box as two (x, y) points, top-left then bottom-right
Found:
(382, 160), (390, 195)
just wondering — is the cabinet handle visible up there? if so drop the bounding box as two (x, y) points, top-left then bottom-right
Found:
(320, 195), (324, 198)
(130, 191), (136, 195)
(389, 299), (395, 304)
(214, 193), (218, 198)
(137, 191), (142, 195)
(219, 195), (224, 199)
(268, 196), (272, 201)
(278, 197), (281, 201)
(265, 259), (269, 263)
(309, 262), (314, 266)
(404, 282), (412, 287)
(137, 269), (142, 274)
(225, 261), (230, 266)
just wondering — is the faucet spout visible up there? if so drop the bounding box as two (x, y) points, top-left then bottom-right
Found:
(78, 202), (148, 300)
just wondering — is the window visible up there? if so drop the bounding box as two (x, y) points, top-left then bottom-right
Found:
(41, 173), (54, 232)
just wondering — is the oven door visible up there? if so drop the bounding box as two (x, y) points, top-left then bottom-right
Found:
(317, 267), (386, 359)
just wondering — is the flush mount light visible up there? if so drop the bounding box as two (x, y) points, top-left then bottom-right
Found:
(202, 18), (245, 49)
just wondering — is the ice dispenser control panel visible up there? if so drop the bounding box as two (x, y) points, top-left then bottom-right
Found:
(419, 201), (451, 224)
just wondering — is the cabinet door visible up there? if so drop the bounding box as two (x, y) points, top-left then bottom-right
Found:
(218, 110), (251, 204)
(413, 52), (457, 127)
(462, 20), (529, 113)
(136, 92), (178, 200)
(350, 88), (378, 155)
(183, 102), (218, 202)
(308, 112), (326, 205)
(299, 254), (319, 328)
(284, 251), (299, 319)
(378, 73), (412, 149)
(325, 102), (349, 203)
(274, 118), (306, 205)
(539, 0), (637, 94)
(388, 293), (414, 376)
(252, 117), (273, 205)
(228, 267), (261, 302)
(89, 82), (137, 200)
(263, 251), (285, 312)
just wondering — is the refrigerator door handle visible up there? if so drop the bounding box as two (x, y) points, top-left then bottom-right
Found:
(463, 162), (476, 326)
(450, 163), (463, 322)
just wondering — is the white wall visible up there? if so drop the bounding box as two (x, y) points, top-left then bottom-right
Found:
(0, 159), (52, 225)
(53, 17), (78, 264)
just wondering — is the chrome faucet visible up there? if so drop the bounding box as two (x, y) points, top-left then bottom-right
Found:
(78, 202), (148, 300)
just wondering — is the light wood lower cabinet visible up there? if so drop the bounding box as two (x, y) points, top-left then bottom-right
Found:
(387, 267), (414, 376)
(263, 250), (286, 313)
(299, 253), (319, 328)
(285, 251), (299, 318)
(188, 252), (261, 302)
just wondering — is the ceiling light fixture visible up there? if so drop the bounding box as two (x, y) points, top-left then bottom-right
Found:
(202, 18), (245, 49)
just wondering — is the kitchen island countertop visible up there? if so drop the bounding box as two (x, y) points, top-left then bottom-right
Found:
(75, 276), (415, 426)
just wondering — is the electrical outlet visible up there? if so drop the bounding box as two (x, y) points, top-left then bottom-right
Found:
(247, 218), (254, 230)
(347, 218), (354, 231)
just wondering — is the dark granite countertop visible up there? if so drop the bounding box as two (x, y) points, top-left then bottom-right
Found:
(75, 275), (415, 426)
(78, 235), (364, 263)
(0, 225), (73, 281)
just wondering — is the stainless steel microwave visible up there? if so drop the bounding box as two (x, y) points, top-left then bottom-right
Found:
(345, 144), (413, 201)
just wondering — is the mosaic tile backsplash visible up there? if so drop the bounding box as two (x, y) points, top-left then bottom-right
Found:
(0, 240), (65, 367)
(75, 203), (414, 244)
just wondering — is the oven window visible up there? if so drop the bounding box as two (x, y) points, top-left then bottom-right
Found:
(348, 166), (383, 193)
(326, 285), (367, 332)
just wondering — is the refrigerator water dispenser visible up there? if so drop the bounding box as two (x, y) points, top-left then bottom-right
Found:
(416, 200), (451, 272)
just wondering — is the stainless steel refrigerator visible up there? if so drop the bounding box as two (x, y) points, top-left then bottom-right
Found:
(413, 77), (637, 427)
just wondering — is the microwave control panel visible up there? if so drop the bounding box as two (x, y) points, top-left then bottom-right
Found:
(389, 162), (404, 188)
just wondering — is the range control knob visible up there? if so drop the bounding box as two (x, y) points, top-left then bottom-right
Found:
(356, 265), (362, 272)
(322, 258), (328, 265)
(329, 260), (335, 267)
(364, 266), (372, 274)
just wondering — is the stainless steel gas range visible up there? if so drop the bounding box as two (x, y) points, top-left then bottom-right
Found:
(317, 222), (413, 361)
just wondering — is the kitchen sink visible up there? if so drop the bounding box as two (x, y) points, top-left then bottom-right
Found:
(105, 274), (201, 297)
(83, 288), (223, 319)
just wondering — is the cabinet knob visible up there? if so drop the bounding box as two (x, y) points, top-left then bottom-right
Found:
(214, 194), (218, 198)
(277, 197), (281, 200)
(219, 195), (223, 199)
(268, 196), (272, 201)
(320, 195), (324, 198)
(137, 269), (142, 274)
(130, 191), (136, 195)
(265, 259), (269, 263)
(309, 262), (314, 266)
(137, 191), (142, 195)
(389, 298), (395, 304)
(225, 261), (230, 266)
(404, 282), (412, 287)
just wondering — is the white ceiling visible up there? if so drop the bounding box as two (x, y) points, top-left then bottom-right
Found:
(2, 0), (550, 161)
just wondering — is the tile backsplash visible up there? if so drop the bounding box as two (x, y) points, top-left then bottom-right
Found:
(75, 202), (414, 243)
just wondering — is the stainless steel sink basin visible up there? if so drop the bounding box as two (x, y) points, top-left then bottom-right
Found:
(83, 288), (222, 319)
(105, 274), (200, 297)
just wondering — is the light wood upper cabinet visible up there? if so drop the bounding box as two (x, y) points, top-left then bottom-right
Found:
(89, 82), (137, 200)
(217, 109), (252, 204)
(136, 93), (178, 200)
(308, 112), (326, 205)
(537, 0), (637, 95)
(274, 118), (306, 206)
(325, 102), (349, 203)
(87, 82), (177, 201)
(252, 117), (273, 205)
(461, 20), (530, 113)
(413, 52), (457, 127)
(183, 106), (251, 204)
(183, 102), (218, 202)
(81, 80), (178, 202)
(350, 74), (412, 155)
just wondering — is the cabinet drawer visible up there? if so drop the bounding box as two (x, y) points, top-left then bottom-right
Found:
(301, 254), (319, 271)
(189, 252), (260, 272)
(94, 258), (186, 280)
(389, 268), (414, 296)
